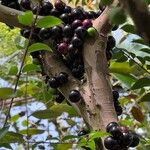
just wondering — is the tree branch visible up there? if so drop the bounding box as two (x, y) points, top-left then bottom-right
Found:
(119, 0), (150, 43)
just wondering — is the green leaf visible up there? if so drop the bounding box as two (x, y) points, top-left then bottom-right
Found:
(0, 132), (24, 143)
(89, 131), (109, 140)
(62, 135), (79, 142)
(132, 39), (149, 46)
(112, 73), (137, 88)
(0, 144), (12, 150)
(28, 43), (52, 53)
(131, 77), (150, 90)
(18, 11), (33, 26)
(0, 126), (9, 139)
(11, 115), (19, 122)
(139, 93), (150, 103)
(8, 66), (18, 75)
(0, 88), (15, 99)
(136, 56), (145, 64)
(32, 104), (78, 119)
(109, 7), (126, 25)
(140, 48), (150, 55)
(100, 0), (113, 6)
(22, 64), (41, 73)
(36, 16), (63, 28)
(19, 128), (44, 135)
(52, 143), (72, 150)
(121, 24), (135, 34)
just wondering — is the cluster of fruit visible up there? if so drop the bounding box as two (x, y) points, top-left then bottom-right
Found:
(104, 122), (140, 150)
(106, 35), (116, 61)
(45, 72), (81, 103)
(1, 0), (117, 80)
(113, 91), (122, 116)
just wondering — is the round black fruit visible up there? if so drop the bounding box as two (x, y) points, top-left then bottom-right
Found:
(54, 0), (65, 12)
(63, 25), (73, 37)
(69, 90), (81, 103)
(58, 72), (69, 85)
(72, 19), (82, 29)
(104, 136), (119, 149)
(41, 1), (53, 15)
(49, 77), (60, 88)
(71, 8), (84, 20)
(107, 36), (116, 50)
(71, 36), (83, 48)
(115, 105), (123, 116)
(109, 126), (123, 139)
(55, 92), (65, 103)
(50, 8), (60, 17)
(129, 132), (140, 147)
(78, 130), (89, 136)
(51, 26), (62, 39)
(113, 90), (119, 100)
(106, 122), (118, 133)
(60, 13), (70, 24)
(119, 132), (133, 146)
(38, 28), (51, 40)
(20, 0), (31, 10)
(74, 26), (87, 39)
(112, 25), (119, 31)
(63, 5), (72, 13)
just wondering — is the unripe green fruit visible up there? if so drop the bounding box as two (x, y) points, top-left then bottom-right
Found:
(87, 27), (97, 37)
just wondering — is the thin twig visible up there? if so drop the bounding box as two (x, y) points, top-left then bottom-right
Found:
(3, 6), (40, 127)
(120, 48), (150, 75)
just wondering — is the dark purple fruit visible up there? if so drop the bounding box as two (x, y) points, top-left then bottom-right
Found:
(115, 105), (123, 116)
(49, 77), (60, 88)
(63, 5), (72, 13)
(69, 90), (81, 103)
(129, 132), (140, 147)
(104, 136), (119, 149)
(63, 25), (73, 37)
(107, 36), (116, 50)
(112, 25), (119, 31)
(71, 8), (84, 20)
(55, 92), (65, 103)
(38, 28), (51, 40)
(119, 126), (129, 133)
(8, 1), (20, 10)
(74, 26), (87, 39)
(41, 1), (53, 15)
(87, 11), (96, 19)
(22, 29), (30, 38)
(113, 90), (119, 100)
(82, 19), (92, 29)
(78, 130), (89, 136)
(50, 8), (60, 17)
(109, 126), (123, 139)
(71, 36), (83, 48)
(106, 122), (118, 133)
(32, 5), (42, 15)
(58, 42), (68, 55)
(20, 0), (31, 10)
(72, 19), (82, 29)
(60, 13), (70, 24)
(58, 72), (68, 85)
(119, 132), (133, 146)
(51, 26), (62, 39)
(54, 0), (65, 12)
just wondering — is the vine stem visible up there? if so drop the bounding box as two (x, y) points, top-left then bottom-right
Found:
(3, 6), (40, 128)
